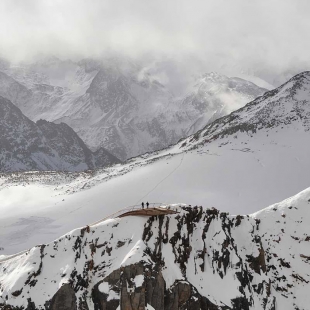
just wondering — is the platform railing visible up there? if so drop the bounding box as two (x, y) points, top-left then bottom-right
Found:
(89, 203), (181, 226)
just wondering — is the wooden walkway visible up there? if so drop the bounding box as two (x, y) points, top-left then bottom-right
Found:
(118, 207), (179, 218)
(90, 203), (180, 226)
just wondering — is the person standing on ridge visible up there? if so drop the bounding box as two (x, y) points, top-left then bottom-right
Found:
(146, 202), (149, 208)
(142, 202), (144, 209)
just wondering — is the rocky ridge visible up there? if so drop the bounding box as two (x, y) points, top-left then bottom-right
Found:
(0, 187), (309, 309)
(0, 96), (119, 172)
(181, 71), (310, 150)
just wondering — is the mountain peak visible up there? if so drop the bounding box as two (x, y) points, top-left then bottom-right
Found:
(202, 71), (227, 81)
(269, 70), (310, 99)
(182, 70), (310, 149)
(288, 70), (310, 80)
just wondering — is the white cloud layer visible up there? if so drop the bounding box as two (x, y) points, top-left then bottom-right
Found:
(0, 0), (310, 84)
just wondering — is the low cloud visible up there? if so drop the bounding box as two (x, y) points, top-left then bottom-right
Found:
(1, 0), (310, 85)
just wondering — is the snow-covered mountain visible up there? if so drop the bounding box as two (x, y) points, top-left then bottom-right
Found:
(182, 72), (267, 135)
(0, 96), (119, 172)
(182, 71), (310, 148)
(0, 57), (267, 160)
(0, 71), (309, 257)
(1, 189), (310, 309)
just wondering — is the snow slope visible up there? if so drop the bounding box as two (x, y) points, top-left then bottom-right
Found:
(0, 72), (309, 256)
(0, 188), (310, 309)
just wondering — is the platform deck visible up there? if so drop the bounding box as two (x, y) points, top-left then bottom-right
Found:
(118, 207), (179, 218)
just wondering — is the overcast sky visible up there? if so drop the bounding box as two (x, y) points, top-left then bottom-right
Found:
(1, 0), (310, 84)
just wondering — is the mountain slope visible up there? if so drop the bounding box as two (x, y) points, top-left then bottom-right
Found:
(0, 96), (119, 172)
(1, 188), (310, 309)
(0, 71), (32, 107)
(0, 72), (309, 255)
(183, 71), (310, 148)
(0, 58), (267, 160)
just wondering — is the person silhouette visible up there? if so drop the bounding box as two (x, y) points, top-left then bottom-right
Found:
(142, 202), (144, 209)
(146, 202), (149, 208)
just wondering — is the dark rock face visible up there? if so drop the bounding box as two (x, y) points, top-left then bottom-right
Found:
(91, 263), (218, 310)
(165, 281), (219, 310)
(0, 96), (119, 172)
(165, 281), (191, 310)
(49, 284), (77, 310)
(92, 282), (120, 310)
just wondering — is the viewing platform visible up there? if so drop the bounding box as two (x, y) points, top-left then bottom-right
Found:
(118, 206), (179, 218)
(90, 203), (180, 226)
(0, 204), (181, 264)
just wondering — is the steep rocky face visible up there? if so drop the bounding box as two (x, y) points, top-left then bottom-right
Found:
(1, 187), (309, 309)
(91, 263), (218, 310)
(49, 284), (77, 310)
(0, 96), (119, 172)
(0, 58), (267, 160)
